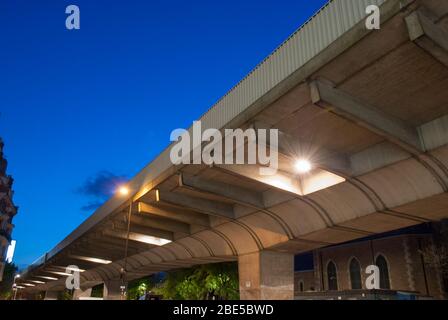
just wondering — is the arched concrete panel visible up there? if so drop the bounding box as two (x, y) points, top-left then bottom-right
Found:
(268, 199), (327, 236)
(164, 242), (194, 260)
(79, 271), (94, 282)
(393, 192), (448, 221)
(100, 262), (123, 279)
(176, 236), (213, 258)
(123, 256), (143, 270)
(161, 245), (187, 261)
(215, 222), (260, 255)
(306, 181), (377, 225)
(359, 158), (445, 209)
(194, 230), (236, 257)
(81, 265), (113, 283)
(89, 266), (113, 281)
(141, 251), (165, 264)
(151, 246), (177, 262)
(239, 212), (290, 248)
(128, 253), (153, 266)
(429, 147), (448, 178)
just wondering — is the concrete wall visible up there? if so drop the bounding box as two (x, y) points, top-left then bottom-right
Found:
(294, 270), (315, 294)
(239, 251), (294, 300)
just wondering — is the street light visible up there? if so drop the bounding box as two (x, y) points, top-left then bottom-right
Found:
(118, 186), (130, 196)
(294, 159), (312, 173)
(117, 185), (132, 300)
(12, 274), (20, 300)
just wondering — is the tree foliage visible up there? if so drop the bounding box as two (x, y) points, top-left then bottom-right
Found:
(91, 284), (104, 298)
(154, 262), (239, 300)
(58, 289), (74, 300)
(127, 277), (152, 300)
(0, 262), (18, 300)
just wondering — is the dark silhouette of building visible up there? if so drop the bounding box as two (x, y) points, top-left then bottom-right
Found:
(0, 138), (18, 281)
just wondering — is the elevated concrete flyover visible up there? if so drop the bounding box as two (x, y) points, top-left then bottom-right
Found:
(19, 0), (448, 300)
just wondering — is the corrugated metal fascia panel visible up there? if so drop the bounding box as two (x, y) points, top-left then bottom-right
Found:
(197, 0), (386, 133)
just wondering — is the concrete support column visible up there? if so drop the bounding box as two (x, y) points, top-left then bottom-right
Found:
(103, 280), (124, 300)
(238, 250), (294, 300)
(44, 290), (59, 300)
(73, 287), (92, 300)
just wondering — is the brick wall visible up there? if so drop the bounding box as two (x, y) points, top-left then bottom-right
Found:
(294, 234), (445, 299)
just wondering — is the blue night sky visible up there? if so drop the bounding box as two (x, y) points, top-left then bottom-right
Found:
(0, 0), (328, 268)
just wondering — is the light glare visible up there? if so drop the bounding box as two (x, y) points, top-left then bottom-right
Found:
(294, 159), (312, 173)
(69, 255), (112, 265)
(36, 276), (58, 281)
(118, 186), (129, 196)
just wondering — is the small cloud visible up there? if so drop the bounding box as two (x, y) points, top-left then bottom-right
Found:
(80, 202), (103, 212)
(76, 171), (128, 211)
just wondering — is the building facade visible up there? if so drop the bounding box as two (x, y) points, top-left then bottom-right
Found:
(0, 138), (17, 281)
(295, 229), (446, 300)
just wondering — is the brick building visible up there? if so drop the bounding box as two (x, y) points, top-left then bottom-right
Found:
(294, 225), (446, 300)
(0, 138), (18, 281)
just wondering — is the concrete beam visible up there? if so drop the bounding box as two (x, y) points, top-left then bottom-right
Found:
(178, 173), (265, 208)
(310, 80), (423, 154)
(137, 201), (210, 227)
(406, 9), (448, 67)
(215, 164), (303, 196)
(76, 243), (127, 258)
(90, 234), (150, 253)
(52, 257), (100, 271)
(146, 190), (235, 220)
(69, 245), (124, 262)
(103, 228), (172, 245)
(130, 214), (191, 234)
(80, 235), (141, 254)
(110, 221), (174, 241)
(252, 122), (352, 176)
(67, 254), (116, 269)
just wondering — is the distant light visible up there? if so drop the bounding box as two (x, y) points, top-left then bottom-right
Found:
(118, 186), (130, 196)
(294, 159), (312, 173)
(22, 283), (35, 287)
(53, 265), (86, 273)
(47, 271), (72, 277)
(14, 274), (20, 279)
(6, 240), (16, 263)
(70, 255), (112, 265)
(64, 266), (85, 273)
(36, 276), (58, 281)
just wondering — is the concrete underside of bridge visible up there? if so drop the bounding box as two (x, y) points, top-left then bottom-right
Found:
(20, 0), (448, 300)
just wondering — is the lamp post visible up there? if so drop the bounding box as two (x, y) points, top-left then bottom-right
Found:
(12, 274), (20, 300)
(118, 186), (132, 301)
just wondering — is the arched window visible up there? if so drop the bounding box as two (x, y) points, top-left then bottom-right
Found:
(349, 258), (362, 290)
(327, 261), (338, 291)
(299, 281), (304, 292)
(375, 255), (390, 289)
